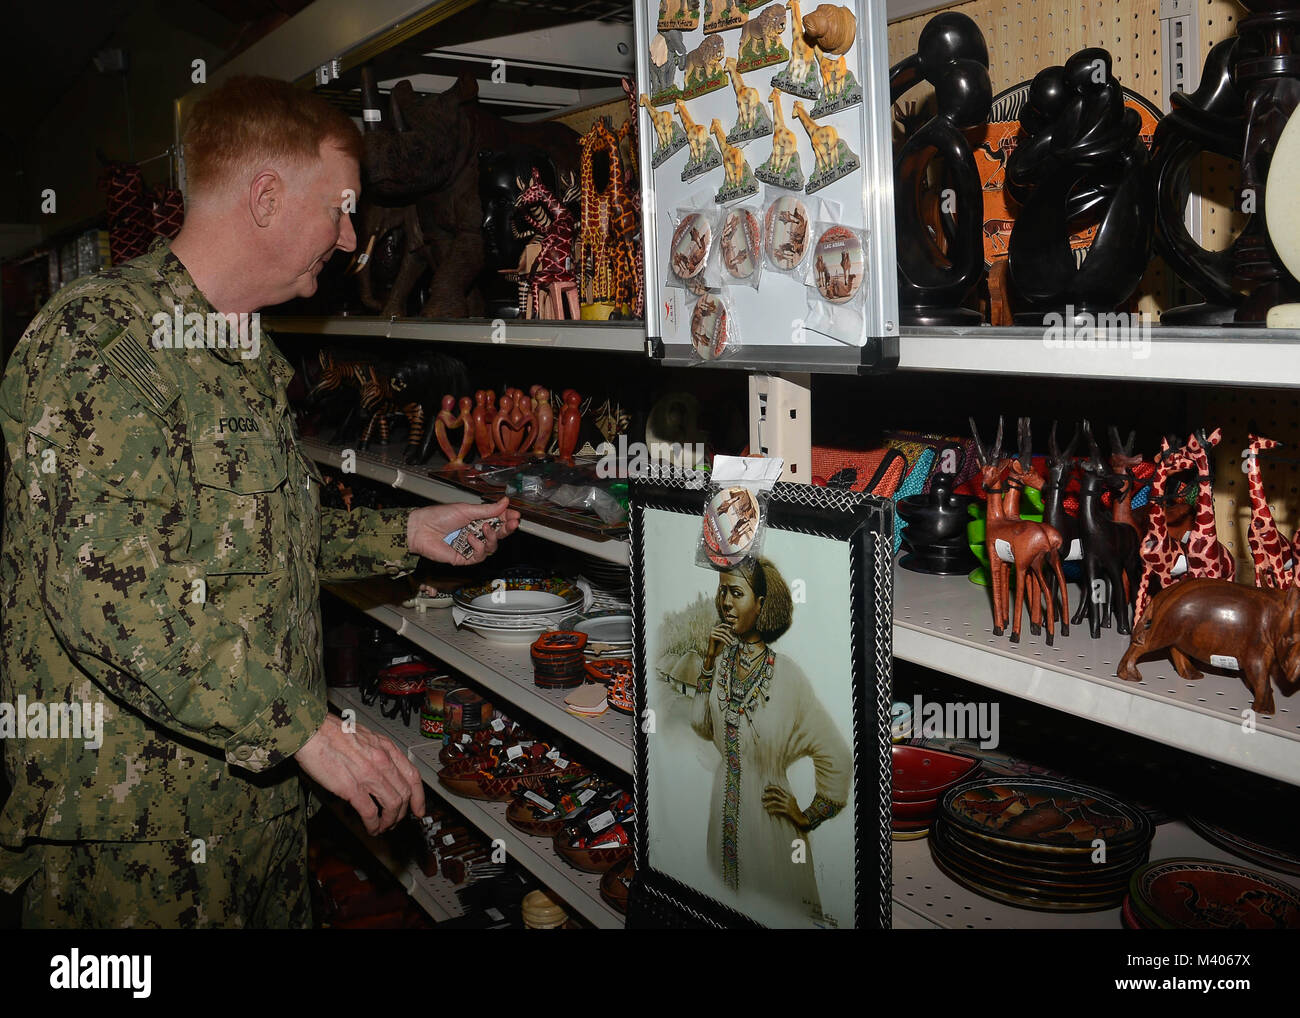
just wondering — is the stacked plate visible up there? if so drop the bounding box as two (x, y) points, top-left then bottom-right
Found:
(1187, 815), (1300, 876)
(931, 778), (1154, 912)
(452, 576), (588, 644)
(891, 744), (979, 841)
(530, 631), (588, 689)
(560, 609), (633, 658)
(575, 552), (632, 598)
(1125, 858), (1300, 929)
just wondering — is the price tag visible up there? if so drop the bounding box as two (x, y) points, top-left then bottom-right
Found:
(506, 744), (524, 761)
(442, 833), (456, 846)
(491, 718), (506, 732)
(485, 907), (504, 922)
(545, 747), (561, 760)
(519, 741), (534, 749)
(555, 758), (569, 769)
(578, 787), (597, 805)
(489, 738), (503, 746)
(524, 790), (556, 810)
(460, 733), (472, 743)
(587, 810), (615, 833)
(1211, 654), (1241, 671)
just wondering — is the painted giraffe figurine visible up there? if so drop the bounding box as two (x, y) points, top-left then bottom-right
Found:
(512, 168), (577, 319)
(1170, 428), (1236, 581)
(675, 99), (710, 164)
(792, 100), (839, 175)
(785, 0), (817, 84)
(767, 89), (799, 174)
(1133, 438), (1190, 624)
(710, 118), (747, 188)
(1244, 434), (1295, 588)
(814, 45), (847, 98)
(640, 93), (676, 149)
(724, 58), (763, 129)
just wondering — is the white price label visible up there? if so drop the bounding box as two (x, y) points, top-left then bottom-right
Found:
(578, 788), (596, 804)
(506, 744), (524, 760)
(442, 833), (456, 846)
(485, 907), (504, 921)
(545, 747), (561, 760)
(524, 790), (556, 810)
(491, 718), (506, 732)
(489, 738), (503, 746)
(587, 810), (615, 833)
(1210, 654), (1241, 671)
(555, 758), (569, 769)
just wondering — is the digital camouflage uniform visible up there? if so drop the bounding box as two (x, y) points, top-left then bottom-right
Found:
(0, 238), (417, 928)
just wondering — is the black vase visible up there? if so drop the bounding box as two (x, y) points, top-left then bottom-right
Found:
(897, 474), (976, 574)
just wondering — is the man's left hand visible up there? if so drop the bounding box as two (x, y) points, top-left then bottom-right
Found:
(407, 497), (521, 565)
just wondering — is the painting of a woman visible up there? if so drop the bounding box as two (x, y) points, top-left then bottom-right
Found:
(689, 556), (851, 919)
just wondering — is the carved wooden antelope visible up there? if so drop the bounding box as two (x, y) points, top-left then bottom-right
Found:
(1071, 420), (1141, 638)
(1108, 425), (1145, 537)
(1003, 419), (1070, 645)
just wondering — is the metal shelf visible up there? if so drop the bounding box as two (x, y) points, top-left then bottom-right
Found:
(301, 438), (630, 565)
(897, 324), (1300, 388)
(329, 685), (625, 928)
(892, 567), (1300, 788)
(326, 579), (634, 773)
(893, 818), (1300, 929)
(269, 316), (646, 353)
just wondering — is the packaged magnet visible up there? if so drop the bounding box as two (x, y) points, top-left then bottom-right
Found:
(803, 222), (869, 345)
(687, 291), (739, 361)
(762, 192), (811, 274)
(711, 203), (764, 289)
(666, 206), (719, 293)
(696, 455), (784, 570)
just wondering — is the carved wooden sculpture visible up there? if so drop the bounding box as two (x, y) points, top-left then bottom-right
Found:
(435, 395), (475, 467)
(472, 389), (498, 458)
(1041, 421), (1081, 620)
(1245, 434), (1296, 588)
(576, 118), (641, 314)
(1108, 426), (1144, 537)
(1133, 439), (1189, 624)
(1167, 428), (1236, 581)
(801, 3), (856, 54)
(558, 389), (583, 461)
(530, 385), (555, 454)
(1003, 419), (1070, 645)
(1071, 421), (1141, 638)
(510, 168), (579, 320)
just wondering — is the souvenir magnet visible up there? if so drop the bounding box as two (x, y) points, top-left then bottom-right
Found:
(670, 213), (713, 279)
(809, 45), (863, 118)
(648, 31), (688, 106)
(740, 0), (777, 10)
(720, 208), (761, 279)
(754, 89), (805, 190)
(658, 0), (700, 32)
(772, 0), (822, 99)
(763, 195), (810, 270)
(711, 119), (759, 203)
(724, 59), (773, 146)
(445, 517), (503, 559)
(690, 294), (730, 360)
(641, 93), (687, 166)
(702, 485), (761, 563)
(793, 101), (859, 193)
(676, 100), (723, 181)
(735, 3), (790, 71)
(703, 0), (748, 34)
(812, 225), (864, 303)
(801, 4), (856, 54)
(680, 36), (729, 100)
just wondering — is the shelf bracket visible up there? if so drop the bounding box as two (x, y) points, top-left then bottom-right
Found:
(748, 373), (812, 483)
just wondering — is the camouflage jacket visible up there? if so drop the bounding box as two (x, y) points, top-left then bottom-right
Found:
(0, 239), (415, 886)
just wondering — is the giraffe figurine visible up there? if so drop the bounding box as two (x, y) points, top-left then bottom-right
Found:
(1133, 439), (1191, 624)
(576, 118), (641, 313)
(1168, 428), (1236, 582)
(814, 45), (847, 99)
(792, 100), (839, 175)
(756, 88), (803, 189)
(783, 0), (819, 91)
(675, 99), (711, 165)
(724, 58), (764, 132)
(641, 93), (679, 152)
(1244, 434), (1295, 588)
(710, 118), (750, 192)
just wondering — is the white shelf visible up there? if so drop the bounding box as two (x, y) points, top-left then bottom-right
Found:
(269, 316), (646, 353)
(328, 686), (625, 929)
(326, 579), (633, 773)
(892, 567), (1300, 787)
(897, 324), (1300, 388)
(301, 438), (630, 565)
(893, 818), (1300, 929)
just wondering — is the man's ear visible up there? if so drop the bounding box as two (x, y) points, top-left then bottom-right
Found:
(249, 169), (280, 228)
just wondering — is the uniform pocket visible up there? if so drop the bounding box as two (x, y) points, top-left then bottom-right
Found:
(190, 437), (287, 575)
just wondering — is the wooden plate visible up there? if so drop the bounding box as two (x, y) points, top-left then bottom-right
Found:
(1130, 858), (1300, 930)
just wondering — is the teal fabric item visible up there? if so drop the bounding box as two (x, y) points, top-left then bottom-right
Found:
(893, 447), (936, 555)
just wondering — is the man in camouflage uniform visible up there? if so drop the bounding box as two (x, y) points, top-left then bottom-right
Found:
(0, 76), (519, 927)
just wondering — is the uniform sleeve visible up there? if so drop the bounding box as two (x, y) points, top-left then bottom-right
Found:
(318, 506), (419, 581)
(11, 322), (323, 773)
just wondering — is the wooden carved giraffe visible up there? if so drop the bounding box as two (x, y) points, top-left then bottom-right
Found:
(785, 0), (817, 83)
(724, 58), (763, 129)
(1169, 428), (1236, 581)
(792, 101), (839, 175)
(710, 118), (746, 188)
(675, 99), (710, 164)
(767, 89), (798, 173)
(1244, 434), (1295, 588)
(576, 118), (641, 312)
(1133, 439), (1190, 624)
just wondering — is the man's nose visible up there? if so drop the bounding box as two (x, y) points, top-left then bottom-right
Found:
(337, 209), (358, 253)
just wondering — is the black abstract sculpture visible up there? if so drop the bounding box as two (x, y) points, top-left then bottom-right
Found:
(1005, 49), (1154, 324)
(890, 12), (993, 326)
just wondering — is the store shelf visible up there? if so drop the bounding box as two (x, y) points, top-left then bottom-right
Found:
(322, 798), (466, 923)
(893, 818), (1300, 930)
(301, 438), (629, 565)
(325, 579), (634, 773)
(892, 567), (1300, 787)
(897, 323), (1300, 388)
(269, 316), (646, 353)
(328, 686), (625, 929)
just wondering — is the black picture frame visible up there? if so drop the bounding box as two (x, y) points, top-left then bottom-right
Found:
(627, 475), (893, 929)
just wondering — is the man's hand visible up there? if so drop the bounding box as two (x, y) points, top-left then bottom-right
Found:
(294, 713), (425, 835)
(407, 497), (521, 565)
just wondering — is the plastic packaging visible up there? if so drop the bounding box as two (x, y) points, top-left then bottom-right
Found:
(761, 189), (812, 275)
(696, 455), (784, 569)
(687, 290), (740, 362)
(712, 202), (764, 289)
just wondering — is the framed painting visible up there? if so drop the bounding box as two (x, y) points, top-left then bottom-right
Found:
(628, 475), (893, 929)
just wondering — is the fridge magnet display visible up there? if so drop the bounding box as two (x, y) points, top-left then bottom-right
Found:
(772, 0), (822, 100)
(658, 0), (701, 32)
(630, 476), (891, 929)
(801, 3), (856, 54)
(736, 3), (789, 72)
(689, 292), (736, 360)
(703, 0), (748, 34)
(710, 119), (760, 203)
(675, 101), (723, 181)
(717, 206), (763, 286)
(739, 0), (779, 10)
(808, 46), (863, 119)
(754, 90), (805, 190)
(641, 93), (688, 166)
(648, 31), (689, 106)
(763, 194), (810, 271)
(681, 35), (729, 100)
(810, 224), (863, 304)
(669, 211), (714, 282)
(723, 59), (773, 146)
(793, 101), (859, 193)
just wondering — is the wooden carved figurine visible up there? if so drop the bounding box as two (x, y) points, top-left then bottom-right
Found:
(577, 119), (642, 314)
(801, 3), (856, 54)
(1133, 439), (1189, 624)
(1108, 426), (1145, 537)
(557, 389), (583, 461)
(1243, 434), (1294, 588)
(1165, 428), (1235, 582)
(435, 395), (475, 467)
(531, 385), (555, 454)
(1071, 421), (1141, 638)
(1119, 578), (1300, 715)
(1002, 419), (1070, 644)
(472, 389), (497, 458)
(510, 168), (579, 320)
(1040, 421), (1082, 620)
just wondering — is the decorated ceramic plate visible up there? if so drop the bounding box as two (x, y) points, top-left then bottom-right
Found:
(932, 845), (1126, 913)
(939, 819), (1149, 880)
(892, 828), (930, 842)
(559, 610), (634, 648)
(933, 823), (1135, 896)
(891, 744), (980, 803)
(1130, 858), (1300, 930)
(941, 778), (1152, 856)
(1187, 815), (1300, 876)
(454, 576), (584, 615)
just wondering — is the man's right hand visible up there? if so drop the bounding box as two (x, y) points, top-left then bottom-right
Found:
(294, 713), (426, 835)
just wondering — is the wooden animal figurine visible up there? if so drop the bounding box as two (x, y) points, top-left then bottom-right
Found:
(1002, 419), (1070, 644)
(1040, 421), (1082, 618)
(1071, 421), (1141, 638)
(1167, 428), (1236, 581)
(1118, 578), (1300, 716)
(675, 99), (711, 165)
(472, 389), (497, 457)
(801, 3), (856, 55)
(510, 168), (578, 320)
(531, 385), (555, 454)
(1243, 434), (1295, 588)
(1108, 426), (1144, 537)
(725, 59), (764, 131)
(1133, 439), (1189, 624)
(792, 101), (838, 176)
(576, 118), (641, 313)
(435, 395), (475, 467)
(308, 349), (367, 443)
(557, 389), (583, 461)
